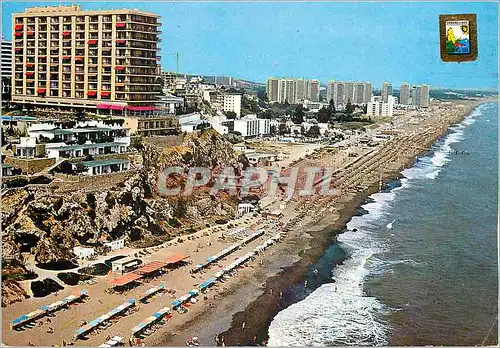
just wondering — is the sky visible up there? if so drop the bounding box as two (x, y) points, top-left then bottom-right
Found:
(1, 1), (498, 90)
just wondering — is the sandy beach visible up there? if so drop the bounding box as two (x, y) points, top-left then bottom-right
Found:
(2, 98), (495, 347)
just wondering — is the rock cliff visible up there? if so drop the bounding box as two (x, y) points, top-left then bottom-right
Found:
(2, 129), (244, 271)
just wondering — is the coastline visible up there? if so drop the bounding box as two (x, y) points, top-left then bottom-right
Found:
(154, 98), (497, 347)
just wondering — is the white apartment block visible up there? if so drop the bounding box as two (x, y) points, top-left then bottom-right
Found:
(399, 81), (410, 105)
(412, 84), (430, 107)
(266, 77), (319, 104)
(381, 82), (393, 103)
(1, 38), (12, 96)
(327, 81), (372, 105)
(367, 96), (395, 117)
(222, 94), (242, 117)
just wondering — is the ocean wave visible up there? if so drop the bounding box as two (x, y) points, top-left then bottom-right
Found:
(267, 240), (388, 346)
(268, 191), (393, 346)
(401, 106), (482, 181)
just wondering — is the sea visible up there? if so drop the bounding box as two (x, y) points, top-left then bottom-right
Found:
(267, 102), (498, 346)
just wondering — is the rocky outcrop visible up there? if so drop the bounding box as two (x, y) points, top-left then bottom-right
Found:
(2, 129), (244, 270)
(1, 281), (30, 307)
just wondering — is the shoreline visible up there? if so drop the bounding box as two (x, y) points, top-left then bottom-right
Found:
(155, 98), (496, 346)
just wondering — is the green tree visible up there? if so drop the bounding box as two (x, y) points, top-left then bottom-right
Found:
(317, 107), (330, 123)
(259, 109), (276, 119)
(225, 111), (237, 119)
(292, 104), (305, 124)
(328, 99), (336, 113)
(306, 125), (321, 138)
(278, 123), (289, 136)
(345, 101), (355, 114)
(74, 108), (86, 121)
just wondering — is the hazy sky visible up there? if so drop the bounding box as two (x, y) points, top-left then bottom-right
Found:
(2, 1), (498, 89)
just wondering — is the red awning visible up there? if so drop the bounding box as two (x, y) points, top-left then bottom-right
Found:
(87, 91), (97, 96)
(15, 24), (23, 30)
(62, 31), (71, 36)
(37, 88), (46, 93)
(27, 31), (34, 36)
(165, 254), (189, 265)
(62, 56), (71, 59)
(133, 261), (166, 275)
(25, 72), (34, 76)
(26, 63), (35, 67)
(126, 106), (158, 111)
(88, 39), (97, 45)
(107, 273), (141, 287)
(101, 91), (111, 97)
(14, 32), (22, 37)
(115, 39), (126, 44)
(97, 103), (111, 110)
(75, 56), (84, 60)
(115, 66), (125, 70)
(15, 47), (22, 51)
(116, 22), (126, 28)
(109, 105), (125, 111)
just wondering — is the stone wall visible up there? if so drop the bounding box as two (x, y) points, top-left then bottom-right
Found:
(51, 170), (137, 193)
(144, 135), (184, 149)
(4, 157), (55, 175)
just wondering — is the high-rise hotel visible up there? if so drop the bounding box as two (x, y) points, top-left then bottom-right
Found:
(11, 5), (162, 112)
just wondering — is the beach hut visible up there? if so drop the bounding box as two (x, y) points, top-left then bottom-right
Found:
(140, 282), (166, 303)
(131, 307), (171, 336)
(73, 300), (135, 340)
(199, 278), (217, 290)
(171, 300), (182, 309)
(187, 289), (200, 298)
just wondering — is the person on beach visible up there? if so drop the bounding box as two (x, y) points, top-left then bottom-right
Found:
(304, 280), (308, 289)
(242, 321), (246, 330)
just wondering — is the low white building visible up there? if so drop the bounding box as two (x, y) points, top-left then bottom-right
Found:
(73, 246), (95, 260)
(111, 257), (140, 274)
(46, 142), (128, 159)
(15, 137), (37, 157)
(367, 99), (394, 117)
(77, 159), (130, 176)
(233, 114), (270, 137)
(236, 203), (254, 218)
(104, 237), (126, 251)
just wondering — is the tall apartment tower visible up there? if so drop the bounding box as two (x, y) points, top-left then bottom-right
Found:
(345, 81), (355, 103)
(266, 78), (279, 103)
(399, 81), (410, 105)
(354, 82), (365, 104)
(307, 79), (320, 102)
(11, 5), (161, 111)
(364, 82), (372, 103)
(412, 84), (430, 107)
(266, 77), (319, 103)
(381, 82), (393, 103)
(1, 38), (12, 98)
(326, 81), (345, 106)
